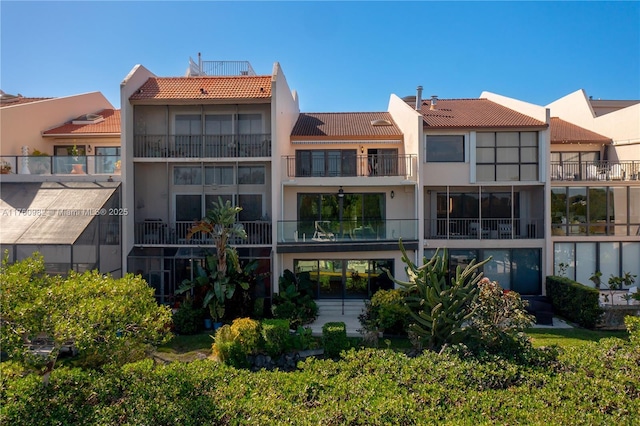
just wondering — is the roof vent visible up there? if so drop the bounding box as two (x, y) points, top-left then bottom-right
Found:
(0, 90), (21, 104)
(72, 113), (104, 125)
(371, 119), (392, 126)
(430, 95), (438, 110)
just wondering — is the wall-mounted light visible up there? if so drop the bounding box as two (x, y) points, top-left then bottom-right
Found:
(360, 145), (364, 154)
(390, 190), (395, 199)
(87, 145), (92, 153)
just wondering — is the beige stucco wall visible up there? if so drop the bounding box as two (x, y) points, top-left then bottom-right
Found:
(0, 92), (114, 156)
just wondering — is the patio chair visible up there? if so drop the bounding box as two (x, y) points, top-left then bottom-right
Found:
(469, 222), (489, 238)
(609, 164), (623, 180)
(498, 223), (513, 239)
(312, 221), (335, 242)
(585, 164), (598, 180)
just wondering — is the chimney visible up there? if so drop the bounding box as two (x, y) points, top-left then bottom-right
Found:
(415, 86), (423, 111)
(430, 95), (438, 110)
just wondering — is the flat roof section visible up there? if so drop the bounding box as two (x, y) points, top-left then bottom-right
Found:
(0, 182), (119, 245)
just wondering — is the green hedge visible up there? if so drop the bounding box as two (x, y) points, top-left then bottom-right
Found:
(261, 319), (290, 357)
(2, 338), (639, 425)
(546, 276), (603, 328)
(322, 322), (349, 358)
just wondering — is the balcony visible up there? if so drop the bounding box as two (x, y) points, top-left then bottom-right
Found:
(284, 154), (416, 178)
(134, 134), (271, 158)
(424, 218), (543, 240)
(551, 160), (640, 182)
(278, 219), (418, 244)
(0, 155), (120, 176)
(134, 220), (272, 246)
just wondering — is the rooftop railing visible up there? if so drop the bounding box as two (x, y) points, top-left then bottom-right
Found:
(550, 160), (640, 181)
(283, 154), (416, 178)
(0, 155), (120, 176)
(134, 134), (271, 158)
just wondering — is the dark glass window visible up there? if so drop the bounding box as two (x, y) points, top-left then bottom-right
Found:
(426, 135), (464, 162)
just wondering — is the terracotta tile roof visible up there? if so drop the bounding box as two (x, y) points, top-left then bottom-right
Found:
(550, 117), (611, 144)
(129, 76), (272, 102)
(43, 109), (120, 135)
(420, 99), (547, 129)
(0, 96), (53, 108)
(291, 112), (402, 139)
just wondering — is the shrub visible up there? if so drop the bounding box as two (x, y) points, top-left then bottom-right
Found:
(546, 276), (603, 328)
(272, 270), (318, 328)
(359, 289), (411, 336)
(230, 318), (261, 355)
(467, 278), (534, 358)
(322, 322), (349, 358)
(210, 325), (246, 368)
(172, 301), (203, 335)
(626, 315), (640, 347)
(260, 319), (290, 356)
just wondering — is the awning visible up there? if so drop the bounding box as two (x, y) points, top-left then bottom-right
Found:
(0, 182), (119, 245)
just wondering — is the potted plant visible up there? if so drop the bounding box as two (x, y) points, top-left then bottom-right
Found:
(114, 160), (121, 174)
(0, 160), (11, 174)
(68, 145), (85, 174)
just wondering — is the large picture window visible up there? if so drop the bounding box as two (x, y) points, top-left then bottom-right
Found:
(476, 131), (538, 181)
(426, 135), (464, 162)
(296, 150), (357, 177)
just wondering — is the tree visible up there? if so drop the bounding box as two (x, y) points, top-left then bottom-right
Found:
(0, 253), (172, 384)
(177, 197), (248, 322)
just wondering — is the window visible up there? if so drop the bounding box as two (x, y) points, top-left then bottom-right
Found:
(554, 242), (640, 286)
(175, 115), (202, 156)
(238, 165), (265, 184)
(204, 166), (233, 185)
(95, 147), (120, 174)
(551, 186), (636, 236)
(476, 132), (538, 181)
(426, 135), (464, 162)
(174, 166), (202, 185)
(296, 150), (357, 177)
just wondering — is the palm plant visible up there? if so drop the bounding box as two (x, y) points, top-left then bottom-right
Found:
(177, 197), (248, 322)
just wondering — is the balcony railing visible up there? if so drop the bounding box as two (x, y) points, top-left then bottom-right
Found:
(134, 134), (271, 158)
(134, 220), (272, 245)
(0, 155), (120, 176)
(278, 219), (418, 243)
(284, 154), (416, 178)
(424, 218), (543, 240)
(550, 160), (640, 181)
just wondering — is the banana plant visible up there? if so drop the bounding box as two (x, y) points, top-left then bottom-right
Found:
(176, 197), (248, 322)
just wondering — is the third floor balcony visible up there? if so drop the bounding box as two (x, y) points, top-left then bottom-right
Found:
(134, 134), (271, 159)
(551, 160), (640, 182)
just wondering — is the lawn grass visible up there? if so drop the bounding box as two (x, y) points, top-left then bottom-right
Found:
(526, 328), (628, 348)
(159, 326), (630, 356)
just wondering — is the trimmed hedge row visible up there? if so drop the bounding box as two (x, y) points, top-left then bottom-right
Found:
(2, 337), (638, 425)
(546, 276), (603, 328)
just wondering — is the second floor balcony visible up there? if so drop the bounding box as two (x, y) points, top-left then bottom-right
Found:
(134, 134), (271, 159)
(0, 155), (120, 176)
(284, 154), (417, 178)
(135, 220), (272, 246)
(551, 160), (640, 182)
(278, 219), (418, 244)
(424, 218), (544, 240)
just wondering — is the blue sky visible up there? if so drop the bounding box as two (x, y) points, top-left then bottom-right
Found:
(1, 1), (638, 112)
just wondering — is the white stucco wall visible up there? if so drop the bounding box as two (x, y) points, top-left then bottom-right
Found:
(120, 64), (156, 270)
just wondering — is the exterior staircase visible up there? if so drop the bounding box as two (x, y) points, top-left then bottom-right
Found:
(308, 299), (366, 337)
